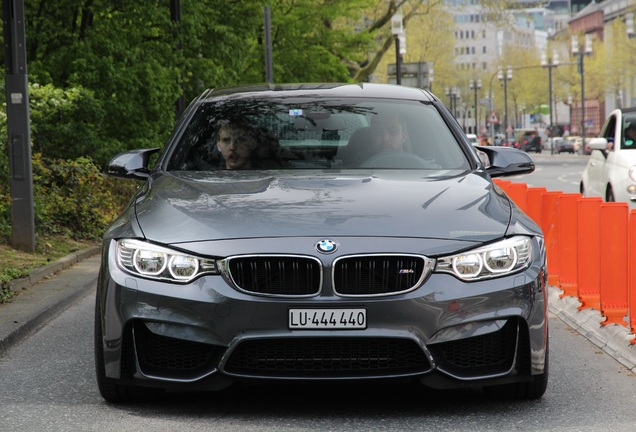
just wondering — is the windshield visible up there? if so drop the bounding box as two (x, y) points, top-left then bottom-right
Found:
(166, 97), (470, 171)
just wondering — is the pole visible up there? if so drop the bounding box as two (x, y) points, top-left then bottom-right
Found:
(473, 87), (477, 134)
(548, 63), (553, 133)
(264, 6), (273, 84)
(503, 77), (508, 142)
(489, 70), (497, 142)
(580, 53), (586, 146)
(3, 0), (36, 251)
(170, 0), (185, 119)
(395, 36), (402, 85)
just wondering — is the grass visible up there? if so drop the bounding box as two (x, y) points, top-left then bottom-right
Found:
(0, 235), (99, 304)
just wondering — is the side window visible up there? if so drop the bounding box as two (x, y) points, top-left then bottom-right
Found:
(601, 115), (616, 150)
(602, 116), (615, 140)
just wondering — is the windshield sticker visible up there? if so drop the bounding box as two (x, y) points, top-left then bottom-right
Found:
(289, 109), (303, 116)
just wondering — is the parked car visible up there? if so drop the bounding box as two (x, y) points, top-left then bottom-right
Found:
(95, 83), (548, 403)
(466, 133), (479, 146)
(519, 132), (542, 153)
(555, 137), (575, 154)
(549, 137), (562, 154)
(565, 136), (583, 154)
(493, 133), (506, 146)
(581, 107), (636, 207)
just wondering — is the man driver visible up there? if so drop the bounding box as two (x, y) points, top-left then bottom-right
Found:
(216, 121), (258, 170)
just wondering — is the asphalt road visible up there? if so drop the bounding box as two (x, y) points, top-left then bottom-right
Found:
(511, 152), (588, 193)
(1, 290), (636, 431)
(2, 152), (636, 430)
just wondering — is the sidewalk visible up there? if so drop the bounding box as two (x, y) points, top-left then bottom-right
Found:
(0, 247), (100, 358)
(1, 247), (636, 373)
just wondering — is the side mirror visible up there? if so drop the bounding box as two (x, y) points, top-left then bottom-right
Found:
(476, 146), (535, 177)
(105, 148), (161, 180)
(588, 138), (609, 153)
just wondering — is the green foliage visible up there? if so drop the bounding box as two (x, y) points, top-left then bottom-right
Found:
(31, 153), (136, 239)
(0, 1), (400, 173)
(28, 83), (112, 164)
(1, 286), (14, 303)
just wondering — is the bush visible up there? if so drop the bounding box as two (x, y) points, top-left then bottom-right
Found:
(28, 83), (120, 167)
(31, 154), (136, 239)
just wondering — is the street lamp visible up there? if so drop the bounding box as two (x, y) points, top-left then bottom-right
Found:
(541, 51), (559, 137)
(453, 87), (461, 118)
(572, 34), (592, 145)
(498, 65), (513, 141)
(470, 79), (482, 134)
(445, 86), (451, 112)
(391, 12), (404, 85)
(445, 86), (460, 117)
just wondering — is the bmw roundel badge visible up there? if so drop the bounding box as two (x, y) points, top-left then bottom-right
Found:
(316, 239), (337, 254)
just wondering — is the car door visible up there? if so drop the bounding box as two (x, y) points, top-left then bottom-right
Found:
(585, 113), (617, 198)
(605, 110), (636, 203)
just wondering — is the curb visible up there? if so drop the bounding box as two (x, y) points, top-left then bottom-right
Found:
(6, 246), (101, 293)
(548, 285), (636, 372)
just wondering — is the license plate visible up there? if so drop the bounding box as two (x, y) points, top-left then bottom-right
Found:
(289, 308), (366, 329)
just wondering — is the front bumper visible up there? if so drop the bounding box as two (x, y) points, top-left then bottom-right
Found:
(97, 238), (548, 390)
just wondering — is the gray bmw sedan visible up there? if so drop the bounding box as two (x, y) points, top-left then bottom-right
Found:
(95, 83), (547, 402)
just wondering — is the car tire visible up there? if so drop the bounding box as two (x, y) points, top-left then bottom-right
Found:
(94, 293), (163, 403)
(483, 341), (549, 400)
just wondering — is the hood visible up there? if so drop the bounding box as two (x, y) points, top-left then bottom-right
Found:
(133, 170), (512, 244)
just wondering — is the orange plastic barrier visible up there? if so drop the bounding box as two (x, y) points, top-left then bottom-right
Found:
(557, 194), (581, 298)
(507, 182), (528, 212)
(630, 210), (636, 342)
(493, 179), (512, 194)
(599, 202), (629, 327)
(492, 180), (636, 333)
(577, 197), (602, 311)
(525, 187), (547, 226)
(541, 191), (562, 287)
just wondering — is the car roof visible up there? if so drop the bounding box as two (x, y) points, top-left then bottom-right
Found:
(203, 83), (436, 102)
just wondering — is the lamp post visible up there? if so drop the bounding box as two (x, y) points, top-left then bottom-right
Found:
(453, 87), (461, 118)
(567, 93), (573, 136)
(445, 86), (452, 113)
(541, 51), (559, 137)
(498, 66), (513, 141)
(445, 86), (460, 117)
(470, 79), (482, 134)
(391, 12), (404, 85)
(572, 34), (592, 146)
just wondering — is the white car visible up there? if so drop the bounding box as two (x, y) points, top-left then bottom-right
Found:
(580, 108), (636, 206)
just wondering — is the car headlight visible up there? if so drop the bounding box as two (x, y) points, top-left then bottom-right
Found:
(435, 236), (533, 281)
(116, 239), (218, 282)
